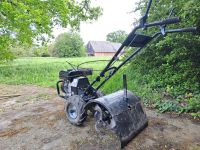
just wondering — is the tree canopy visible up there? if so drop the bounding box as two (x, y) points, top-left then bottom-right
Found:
(51, 31), (85, 57)
(106, 30), (127, 43)
(0, 0), (102, 61)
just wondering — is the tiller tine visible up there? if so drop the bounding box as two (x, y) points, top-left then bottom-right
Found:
(90, 90), (148, 146)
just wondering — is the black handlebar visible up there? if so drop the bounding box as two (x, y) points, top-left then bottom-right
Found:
(145, 17), (180, 27)
(140, 0), (152, 26)
(146, 0), (152, 15)
(143, 0), (152, 19)
(166, 27), (197, 34)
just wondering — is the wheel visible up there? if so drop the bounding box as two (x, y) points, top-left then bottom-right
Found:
(64, 95), (86, 126)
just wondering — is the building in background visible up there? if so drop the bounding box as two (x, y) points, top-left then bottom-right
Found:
(87, 41), (122, 56)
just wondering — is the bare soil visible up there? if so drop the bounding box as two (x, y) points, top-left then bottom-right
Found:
(0, 84), (199, 150)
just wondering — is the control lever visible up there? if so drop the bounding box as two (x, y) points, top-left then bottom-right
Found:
(140, 0), (153, 27)
(123, 74), (128, 102)
(123, 74), (132, 110)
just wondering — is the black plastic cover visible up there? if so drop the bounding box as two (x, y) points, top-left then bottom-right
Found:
(59, 69), (93, 81)
(123, 33), (152, 47)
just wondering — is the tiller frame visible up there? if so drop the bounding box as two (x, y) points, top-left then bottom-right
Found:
(56, 0), (198, 146)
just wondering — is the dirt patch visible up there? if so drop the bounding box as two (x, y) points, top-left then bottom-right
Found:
(0, 84), (56, 112)
(0, 84), (199, 150)
(0, 127), (31, 137)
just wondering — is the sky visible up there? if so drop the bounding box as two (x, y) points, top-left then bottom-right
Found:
(53, 0), (140, 44)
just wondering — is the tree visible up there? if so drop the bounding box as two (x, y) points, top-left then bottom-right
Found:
(106, 30), (127, 43)
(51, 31), (85, 57)
(0, 0), (102, 61)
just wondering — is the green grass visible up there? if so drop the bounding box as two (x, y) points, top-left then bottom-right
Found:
(0, 57), (141, 95)
(0, 56), (172, 100)
(0, 57), (111, 87)
(1, 57), (199, 116)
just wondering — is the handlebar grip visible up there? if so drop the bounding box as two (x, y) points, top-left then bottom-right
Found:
(145, 17), (180, 27)
(161, 17), (180, 25)
(166, 27), (197, 34)
(178, 27), (197, 33)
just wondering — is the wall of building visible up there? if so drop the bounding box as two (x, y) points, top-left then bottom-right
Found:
(94, 52), (115, 57)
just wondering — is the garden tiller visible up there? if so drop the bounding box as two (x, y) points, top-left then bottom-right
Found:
(57, 0), (197, 145)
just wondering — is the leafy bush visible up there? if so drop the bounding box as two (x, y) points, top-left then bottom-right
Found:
(106, 30), (128, 43)
(0, 49), (15, 63)
(33, 46), (50, 57)
(51, 32), (85, 57)
(126, 0), (200, 114)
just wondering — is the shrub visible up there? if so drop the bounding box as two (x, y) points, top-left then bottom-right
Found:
(51, 31), (85, 57)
